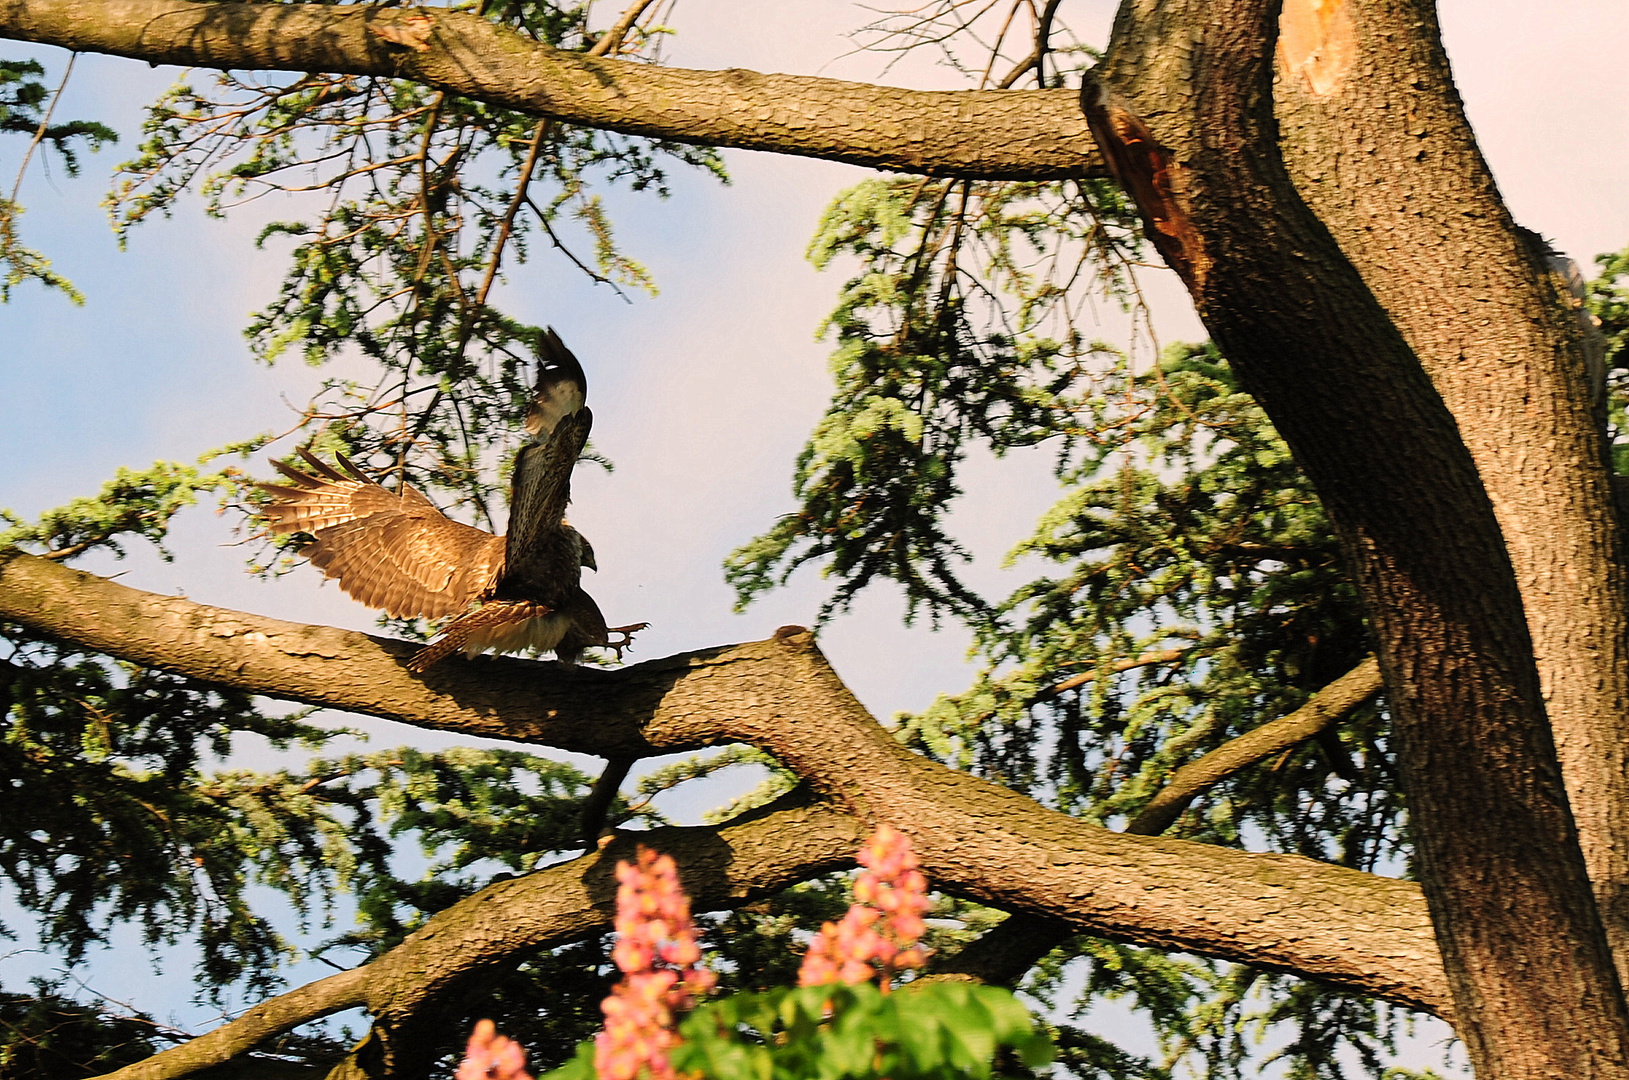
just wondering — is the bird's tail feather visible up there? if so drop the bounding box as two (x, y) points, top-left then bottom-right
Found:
(406, 601), (552, 672)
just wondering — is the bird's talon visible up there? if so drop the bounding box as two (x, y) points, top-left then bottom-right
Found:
(605, 622), (649, 660)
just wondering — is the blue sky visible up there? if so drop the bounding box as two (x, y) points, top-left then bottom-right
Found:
(0, 0), (1625, 1061)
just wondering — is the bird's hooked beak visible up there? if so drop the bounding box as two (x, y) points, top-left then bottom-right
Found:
(565, 523), (597, 571)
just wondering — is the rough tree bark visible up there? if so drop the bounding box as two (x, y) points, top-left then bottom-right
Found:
(1272, 0), (1629, 979)
(1082, 0), (1629, 1074)
(0, 0), (1097, 179)
(2, 0), (1626, 1076)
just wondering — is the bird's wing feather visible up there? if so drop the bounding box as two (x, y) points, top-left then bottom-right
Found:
(524, 328), (588, 439)
(258, 455), (504, 619)
(506, 407), (592, 565)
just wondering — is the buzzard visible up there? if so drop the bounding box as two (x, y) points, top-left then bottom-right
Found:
(258, 330), (643, 671)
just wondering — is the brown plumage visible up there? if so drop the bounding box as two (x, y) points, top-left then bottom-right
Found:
(258, 330), (644, 670)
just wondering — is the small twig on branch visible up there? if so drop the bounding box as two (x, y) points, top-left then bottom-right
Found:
(9, 51), (75, 201)
(1035, 647), (1190, 702)
(994, 0), (1063, 89)
(587, 0), (662, 57)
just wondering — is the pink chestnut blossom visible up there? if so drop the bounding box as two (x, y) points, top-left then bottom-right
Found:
(595, 846), (717, 1080)
(798, 824), (931, 990)
(455, 1018), (534, 1080)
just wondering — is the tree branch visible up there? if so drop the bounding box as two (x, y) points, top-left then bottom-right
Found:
(0, 0), (1101, 180)
(1034, 647), (1188, 702)
(930, 656), (1385, 986)
(92, 795), (862, 1080)
(94, 966), (368, 1080)
(1, 549), (1452, 1021)
(1124, 655), (1383, 836)
(927, 911), (1076, 987)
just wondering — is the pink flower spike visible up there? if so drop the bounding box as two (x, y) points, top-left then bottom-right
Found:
(456, 1019), (534, 1080)
(797, 825), (932, 990)
(595, 846), (716, 1080)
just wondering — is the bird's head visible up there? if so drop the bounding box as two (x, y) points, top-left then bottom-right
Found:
(564, 522), (597, 572)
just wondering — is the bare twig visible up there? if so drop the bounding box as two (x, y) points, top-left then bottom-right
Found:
(9, 51), (75, 201)
(588, 0), (663, 57)
(1033, 647), (1190, 702)
(994, 0), (1062, 89)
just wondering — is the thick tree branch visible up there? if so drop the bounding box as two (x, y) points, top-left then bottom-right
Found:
(94, 967), (368, 1080)
(0, 546), (670, 756)
(932, 655), (1385, 985)
(1124, 655), (1383, 836)
(0, 0), (1101, 180)
(0, 549), (1452, 1021)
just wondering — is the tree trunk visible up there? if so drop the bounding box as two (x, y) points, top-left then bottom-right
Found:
(1083, 0), (1629, 1074)
(1273, 0), (1629, 982)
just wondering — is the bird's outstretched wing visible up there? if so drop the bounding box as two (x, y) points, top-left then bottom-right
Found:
(506, 408), (592, 565)
(259, 449), (505, 619)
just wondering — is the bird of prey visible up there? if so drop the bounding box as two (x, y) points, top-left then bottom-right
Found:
(257, 330), (644, 671)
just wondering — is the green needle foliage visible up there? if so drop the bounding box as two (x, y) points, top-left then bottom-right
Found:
(0, 60), (112, 170)
(0, 628), (331, 990)
(0, 452), (252, 563)
(0, 980), (167, 1080)
(1591, 242), (1629, 474)
(0, 58), (116, 301)
(726, 174), (1143, 625)
(103, 0), (722, 530)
